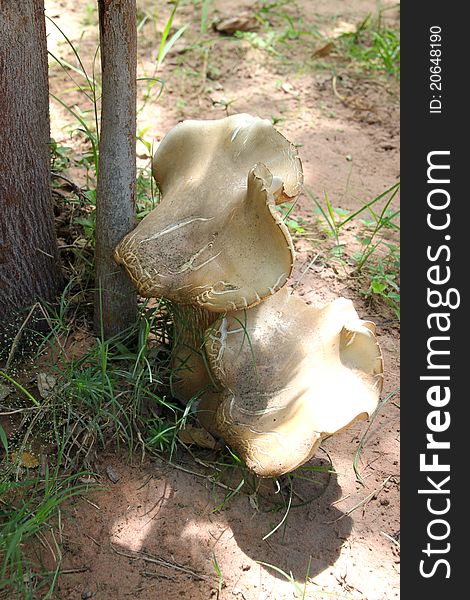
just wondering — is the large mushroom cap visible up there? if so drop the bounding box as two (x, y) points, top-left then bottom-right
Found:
(114, 114), (303, 312)
(152, 113), (303, 202)
(205, 287), (383, 477)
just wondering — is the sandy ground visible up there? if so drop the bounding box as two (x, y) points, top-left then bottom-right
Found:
(40, 0), (400, 598)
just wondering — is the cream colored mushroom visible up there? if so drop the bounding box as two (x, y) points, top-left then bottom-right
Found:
(114, 114), (303, 313)
(204, 287), (383, 477)
(114, 114), (303, 409)
(114, 114), (383, 479)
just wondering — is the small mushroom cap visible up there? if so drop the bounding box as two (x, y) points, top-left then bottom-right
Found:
(205, 287), (383, 477)
(114, 114), (303, 312)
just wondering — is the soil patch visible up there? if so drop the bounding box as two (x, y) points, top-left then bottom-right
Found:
(38, 0), (401, 597)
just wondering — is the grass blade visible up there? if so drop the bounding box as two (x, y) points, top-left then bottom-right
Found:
(156, 2), (188, 68)
(304, 187), (337, 241)
(157, 24), (188, 68)
(262, 477), (293, 540)
(137, 14), (149, 33)
(0, 424), (8, 460)
(46, 16), (95, 97)
(256, 561), (304, 596)
(0, 371), (41, 407)
(200, 0), (212, 34)
(338, 181), (400, 228)
(49, 93), (99, 175)
(324, 192), (338, 235)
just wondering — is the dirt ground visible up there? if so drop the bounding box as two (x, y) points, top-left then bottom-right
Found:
(42, 0), (400, 598)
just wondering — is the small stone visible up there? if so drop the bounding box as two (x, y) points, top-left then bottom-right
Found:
(106, 465), (120, 483)
(37, 372), (57, 398)
(281, 82), (299, 96)
(0, 382), (13, 402)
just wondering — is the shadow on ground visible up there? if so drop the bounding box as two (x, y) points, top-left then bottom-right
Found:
(50, 452), (352, 598)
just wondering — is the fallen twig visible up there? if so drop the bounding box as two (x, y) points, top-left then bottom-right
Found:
(381, 531), (400, 548)
(325, 476), (392, 523)
(5, 303), (40, 371)
(166, 460), (234, 492)
(111, 545), (209, 581)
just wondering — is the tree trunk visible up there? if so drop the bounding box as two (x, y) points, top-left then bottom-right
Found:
(95, 0), (137, 338)
(0, 1), (61, 348)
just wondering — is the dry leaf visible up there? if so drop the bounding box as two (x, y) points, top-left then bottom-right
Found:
(281, 82), (299, 96)
(178, 425), (218, 449)
(213, 15), (259, 36)
(11, 451), (40, 468)
(313, 41), (334, 58)
(249, 493), (259, 511)
(74, 238), (88, 249)
(79, 475), (98, 484)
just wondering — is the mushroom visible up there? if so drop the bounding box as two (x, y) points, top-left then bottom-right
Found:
(114, 114), (303, 409)
(114, 113), (384, 479)
(114, 114), (302, 313)
(204, 287), (383, 477)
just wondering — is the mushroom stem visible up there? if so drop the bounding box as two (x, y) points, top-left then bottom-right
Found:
(170, 303), (220, 405)
(170, 304), (225, 437)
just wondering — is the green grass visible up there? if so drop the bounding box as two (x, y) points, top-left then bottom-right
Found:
(304, 182), (400, 320)
(0, 449), (91, 598)
(155, 1), (188, 69)
(50, 139), (72, 173)
(48, 3), (185, 207)
(4, 124), (214, 581)
(257, 557), (312, 599)
(0, 4), (400, 595)
(0, 295), (183, 597)
(199, 0), (212, 35)
(211, 553), (224, 598)
(204, 445), (334, 538)
(227, 2), (399, 81)
(279, 203), (308, 235)
(240, 4), (400, 81)
(360, 244), (400, 319)
(233, 2), (320, 59)
(338, 17), (400, 79)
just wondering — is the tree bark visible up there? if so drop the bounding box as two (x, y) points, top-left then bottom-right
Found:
(0, 1), (61, 347)
(95, 0), (137, 338)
